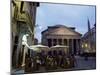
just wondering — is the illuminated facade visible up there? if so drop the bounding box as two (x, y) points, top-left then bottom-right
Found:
(42, 25), (82, 55)
(81, 23), (96, 54)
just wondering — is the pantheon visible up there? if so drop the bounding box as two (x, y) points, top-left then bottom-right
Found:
(41, 25), (82, 55)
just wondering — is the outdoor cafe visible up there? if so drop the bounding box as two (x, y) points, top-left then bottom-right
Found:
(24, 44), (75, 72)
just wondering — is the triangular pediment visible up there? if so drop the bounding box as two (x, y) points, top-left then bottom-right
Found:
(44, 27), (81, 36)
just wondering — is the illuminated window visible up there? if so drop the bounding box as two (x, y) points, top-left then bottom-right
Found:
(85, 43), (88, 47)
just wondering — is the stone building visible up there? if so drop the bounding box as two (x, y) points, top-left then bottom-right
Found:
(81, 22), (96, 54)
(11, 0), (39, 68)
(41, 25), (82, 55)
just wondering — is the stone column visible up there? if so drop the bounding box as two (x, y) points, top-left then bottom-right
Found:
(76, 39), (79, 55)
(61, 39), (63, 45)
(57, 39), (58, 45)
(62, 39), (64, 45)
(67, 39), (69, 54)
(71, 39), (74, 54)
(78, 39), (80, 55)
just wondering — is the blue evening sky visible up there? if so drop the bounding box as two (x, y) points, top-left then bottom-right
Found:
(35, 3), (96, 43)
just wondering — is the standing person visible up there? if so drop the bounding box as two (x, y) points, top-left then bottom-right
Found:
(70, 54), (76, 67)
(25, 56), (32, 73)
(41, 51), (45, 66)
(58, 55), (62, 67)
(32, 56), (37, 71)
(36, 55), (41, 70)
(84, 53), (88, 61)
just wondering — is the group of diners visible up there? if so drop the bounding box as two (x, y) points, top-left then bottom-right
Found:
(24, 50), (76, 73)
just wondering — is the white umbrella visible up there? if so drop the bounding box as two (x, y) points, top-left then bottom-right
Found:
(29, 44), (49, 52)
(29, 46), (41, 53)
(30, 44), (49, 48)
(50, 45), (69, 53)
(51, 45), (68, 48)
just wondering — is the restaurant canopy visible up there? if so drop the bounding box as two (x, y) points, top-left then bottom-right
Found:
(29, 44), (49, 52)
(50, 45), (69, 53)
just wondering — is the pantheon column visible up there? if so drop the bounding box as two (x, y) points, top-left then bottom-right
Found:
(78, 39), (81, 54)
(76, 39), (79, 55)
(62, 39), (64, 45)
(61, 39), (63, 45)
(71, 39), (74, 54)
(67, 39), (69, 53)
(57, 39), (59, 45)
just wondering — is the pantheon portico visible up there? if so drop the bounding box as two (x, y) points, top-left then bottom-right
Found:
(41, 25), (82, 55)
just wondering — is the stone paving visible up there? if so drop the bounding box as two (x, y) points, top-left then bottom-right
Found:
(11, 56), (96, 74)
(73, 56), (96, 70)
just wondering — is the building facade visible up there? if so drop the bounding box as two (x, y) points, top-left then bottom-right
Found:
(81, 24), (96, 54)
(11, 0), (39, 68)
(41, 25), (82, 55)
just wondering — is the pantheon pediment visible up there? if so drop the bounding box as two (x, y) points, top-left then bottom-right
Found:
(42, 25), (82, 36)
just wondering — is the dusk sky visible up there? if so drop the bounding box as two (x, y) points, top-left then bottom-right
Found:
(35, 3), (96, 43)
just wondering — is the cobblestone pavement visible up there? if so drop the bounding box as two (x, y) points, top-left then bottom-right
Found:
(73, 56), (96, 70)
(12, 56), (96, 74)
